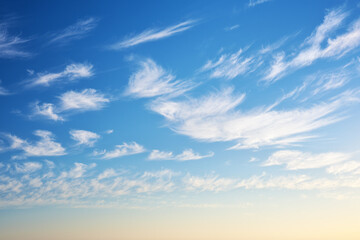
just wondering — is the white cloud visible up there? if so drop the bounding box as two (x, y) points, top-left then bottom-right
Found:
(0, 82), (11, 95)
(29, 177), (43, 188)
(105, 129), (114, 134)
(265, 8), (360, 82)
(225, 24), (239, 31)
(312, 70), (350, 95)
(70, 130), (100, 146)
(8, 130), (66, 157)
(148, 149), (214, 161)
(32, 102), (63, 121)
(32, 88), (109, 121)
(248, 0), (271, 7)
(14, 162), (42, 173)
(63, 163), (96, 179)
(326, 161), (360, 175)
(183, 174), (236, 192)
(150, 87), (359, 149)
(2, 161), (360, 208)
(263, 150), (351, 170)
(59, 88), (109, 111)
(29, 63), (93, 87)
(97, 142), (145, 159)
(0, 22), (30, 58)
(201, 49), (261, 80)
(44, 160), (55, 169)
(125, 58), (193, 98)
(98, 169), (117, 180)
(249, 157), (258, 162)
(110, 20), (196, 49)
(49, 18), (98, 45)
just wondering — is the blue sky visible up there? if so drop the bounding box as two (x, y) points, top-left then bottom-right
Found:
(1, 0), (360, 239)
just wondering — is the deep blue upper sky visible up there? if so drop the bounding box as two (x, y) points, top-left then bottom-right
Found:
(1, 0), (360, 208)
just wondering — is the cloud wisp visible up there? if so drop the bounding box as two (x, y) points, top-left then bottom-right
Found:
(264, 8), (360, 82)
(263, 150), (351, 170)
(125, 58), (193, 98)
(150, 87), (360, 150)
(70, 130), (100, 147)
(201, 48), (261, 80)
(148, 149), (214, 161)
(0, 21), (30, 58)
(32, 88), (109, 121)
(110, 20), (196, 49)
(248, 0), (272, 7)
(2, 160), (360, 208)
(48, 17), (98, 45)
(6, 130), (66, 158)
(95, 142), (145, 159)
(0, 82), (11, 96)
(27, 63), (93, 87)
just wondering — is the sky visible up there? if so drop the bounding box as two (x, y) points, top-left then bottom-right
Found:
(1, 0), (360, 239)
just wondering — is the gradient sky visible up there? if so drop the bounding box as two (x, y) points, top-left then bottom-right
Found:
(1, 0), (360, 239)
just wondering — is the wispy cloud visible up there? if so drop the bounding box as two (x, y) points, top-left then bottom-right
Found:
(27, 63), (93, 87)
(150, 87), (360, 149)
(7, 130), (66, 157)
(110, 20), (196, 49)
(59, 88), (109, 111)
(95, 142), (145, 159)
(61, 163), (96, 179)
(2, 161), (360, 207)
(0, 82), (11, 95)
(326, 161), (360, 175)
(248, 0), (272, 7)
(225, 24), (239, 31)
(148, 149), (214, 161)
(48, 17), (98, 45)
(70, 130), (100, 147)
(264, 8), (360, 82)
(14, 162), (42, 173)
(32, 102), (64, 121)
(311, 66), (352, 95)
(263, 150), (351, 170)
(0, 163), (178, 207)
(183, 174), (236, 192)
(125, 58), (193, 98)
(32, 88), (109, 121)
(0, 21), (30, 58)
(201, 48), (261, 80)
